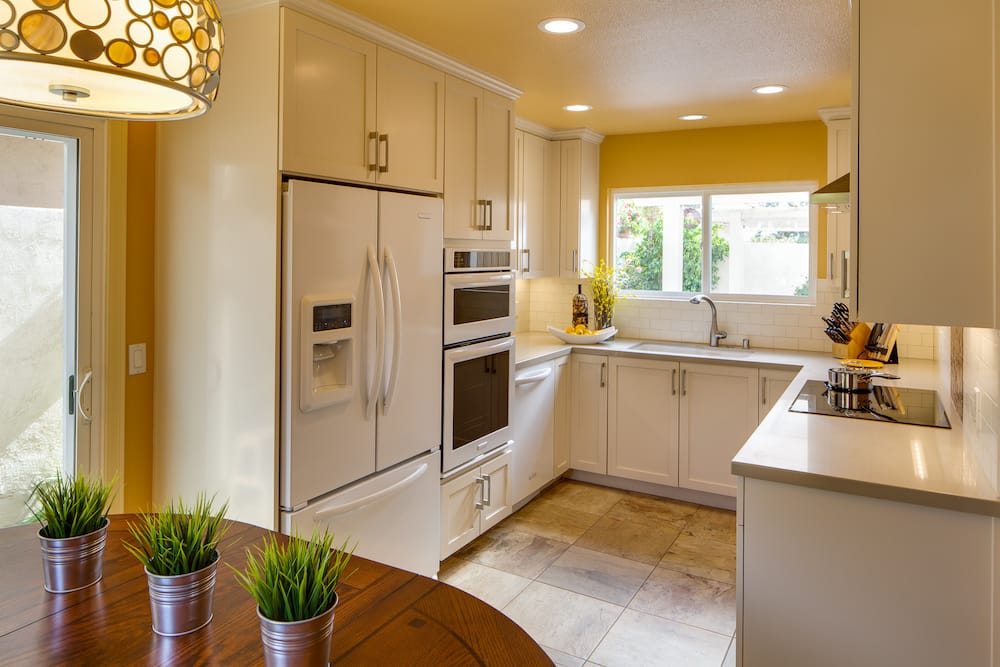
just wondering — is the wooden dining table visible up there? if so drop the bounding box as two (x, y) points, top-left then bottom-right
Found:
(0, 515), (552, 665)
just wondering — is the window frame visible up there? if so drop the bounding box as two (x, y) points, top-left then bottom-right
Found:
(609, 181), (819, 305)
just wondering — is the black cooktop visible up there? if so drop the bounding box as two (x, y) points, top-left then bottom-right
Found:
(788, 380), (951, 428)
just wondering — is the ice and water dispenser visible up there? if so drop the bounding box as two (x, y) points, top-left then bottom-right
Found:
(300, 295), (353, 412)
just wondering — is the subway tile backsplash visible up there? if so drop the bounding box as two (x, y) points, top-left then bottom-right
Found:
(522, 277), (937, 360)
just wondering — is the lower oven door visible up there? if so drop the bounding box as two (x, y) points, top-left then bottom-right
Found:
(443, 336), (515, 472)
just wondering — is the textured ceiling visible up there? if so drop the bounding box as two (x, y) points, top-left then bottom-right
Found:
(327, 0), (851, 136)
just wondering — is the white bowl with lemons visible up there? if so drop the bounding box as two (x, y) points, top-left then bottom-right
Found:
(547, 324), (618, 344)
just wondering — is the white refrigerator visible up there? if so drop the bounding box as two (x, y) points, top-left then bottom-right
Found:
(279, 180), (442, 577)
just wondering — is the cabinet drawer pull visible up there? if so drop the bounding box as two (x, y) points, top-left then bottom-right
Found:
(482, 473), (492, 506)
(600, 362), (606, 388)
(475, 476), (485, 510)
(378, 134), (389, 173)
(671, 368), (677, 396)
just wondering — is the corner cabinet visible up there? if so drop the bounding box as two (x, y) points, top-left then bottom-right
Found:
(444, 76), (514, 241)
(569, 354), (608, 474)
(440, 449), (513, 559)
(758, 368), (797, 423)
(280, 9), (444, 193)
(852, 0), (999, 327)
(557, 138), (600, 278)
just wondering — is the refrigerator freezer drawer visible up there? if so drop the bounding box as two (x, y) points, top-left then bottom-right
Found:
(281, 450), (440, 578)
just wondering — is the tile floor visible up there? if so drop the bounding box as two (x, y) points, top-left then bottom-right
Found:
(440, 479), (738, 667)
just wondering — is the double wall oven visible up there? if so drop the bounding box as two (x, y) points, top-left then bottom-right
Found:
(442, 248), (515, 473)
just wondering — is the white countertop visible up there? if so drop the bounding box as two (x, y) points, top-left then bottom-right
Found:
(514, 331), (999, 516)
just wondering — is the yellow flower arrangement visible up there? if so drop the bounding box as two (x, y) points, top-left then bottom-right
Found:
(585, 259), (622, 330)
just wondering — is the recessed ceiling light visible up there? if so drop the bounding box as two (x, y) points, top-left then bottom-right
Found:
(563, 104), (592, 112)
(538, 18), (586, 34)
(753, 84), (788, 95)
(679, 114), (709, 121)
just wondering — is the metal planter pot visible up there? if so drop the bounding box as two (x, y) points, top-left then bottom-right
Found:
(145, 554), (218, 636)
(258, 594), (338, 667)
(37, 518), (109, 593)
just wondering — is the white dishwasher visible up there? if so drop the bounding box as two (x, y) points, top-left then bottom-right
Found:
(281, 450), (440, 578)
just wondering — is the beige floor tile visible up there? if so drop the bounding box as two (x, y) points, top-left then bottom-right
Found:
(684, 506), (737, 543)
(543, 645), (586, 667)
(537, 546), (655, 606)
(630, 567), (736, 636)
(536, 480), (627, 515)
(504, 499), (604, 543)
(456, 526), (569, 578)
(575, 514), (681, 565)
(723, 636), (737, 667)
(659, 532), (737, 584)
(605, 492), (698, 527)
(590, 609), (730, 667)
(503, 581), (623, 659)
(437, 557), (531, 610)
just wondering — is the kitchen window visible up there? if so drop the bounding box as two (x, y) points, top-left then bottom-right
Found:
(611, 183), (817, 303)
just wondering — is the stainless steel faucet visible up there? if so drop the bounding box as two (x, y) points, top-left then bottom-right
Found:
(689, 295), (727, 347)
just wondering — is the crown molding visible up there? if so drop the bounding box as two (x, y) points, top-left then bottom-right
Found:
(514, 118), (604, 144)
(264, 0), (522, 100)
(818, 106), (851, 124)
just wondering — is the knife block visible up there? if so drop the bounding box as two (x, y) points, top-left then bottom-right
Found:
(832, 322), (871, 360)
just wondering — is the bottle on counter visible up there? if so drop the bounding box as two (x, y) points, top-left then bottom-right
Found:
(572, 284), (589, 327)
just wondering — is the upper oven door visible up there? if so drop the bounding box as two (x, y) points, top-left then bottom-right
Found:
(444, 271), (515, 345)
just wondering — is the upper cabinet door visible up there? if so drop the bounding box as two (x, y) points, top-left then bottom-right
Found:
(853, 0), (997, 327)
(375, 48), (445, 193)
(443, 76), (481, 239)
(479, 91), (514, 242)
(280, 9), (376, 184)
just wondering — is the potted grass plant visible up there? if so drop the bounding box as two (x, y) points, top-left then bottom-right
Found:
(123, 493), (229, 636)
(28, 473), (115, 593)
(234, 530), (354, 667)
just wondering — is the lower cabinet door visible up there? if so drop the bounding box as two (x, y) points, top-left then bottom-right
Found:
(552, 355), (571, 475)
(679, 362), (759, 496)
(608, 357), (680, 485)
(569, 354), (608, 473)
(440, 467), (482, 559)
(479, 449), (513, 532)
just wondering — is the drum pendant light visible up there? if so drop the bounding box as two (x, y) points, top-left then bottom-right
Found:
(0, 0), (224, 120)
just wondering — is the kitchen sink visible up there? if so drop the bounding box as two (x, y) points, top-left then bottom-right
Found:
(629, 341), (752, 358)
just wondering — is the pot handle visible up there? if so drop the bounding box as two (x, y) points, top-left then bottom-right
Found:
(868, 372), (900, 380)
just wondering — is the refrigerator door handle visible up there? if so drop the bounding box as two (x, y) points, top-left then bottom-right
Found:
(313, 462), (429, 520)
(366, 245), (385, 420)
(382, 245), (403, 414)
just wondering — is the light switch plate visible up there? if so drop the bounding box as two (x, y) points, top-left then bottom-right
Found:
(128, 343), (147, 375)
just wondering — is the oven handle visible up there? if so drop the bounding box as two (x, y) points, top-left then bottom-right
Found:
(445, 271), (513, 289)
(445, 335), (514, 363)
(382, 245), (403, 414)
(366, 245), (385, 420)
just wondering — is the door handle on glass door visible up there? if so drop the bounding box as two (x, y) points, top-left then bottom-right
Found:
(382, 246), (402, 414)
(76, 368), (93, 423)
(366, 246), (385, 420)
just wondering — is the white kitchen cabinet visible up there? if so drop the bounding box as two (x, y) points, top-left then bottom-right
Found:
(678, 362), (758, 497)
(444, 76), (514, 241)
(557, 138), (600, 278)
(552, 355), (571, 476)
(512, 360), (556, 504)
(440, 448), (513, 559)
(569, 354), (608, 474)
(740, 477), (995, 667)
(280, 9), (444, 192)
(852, 0), (998, 327)
(819, 106), (850, 298)
(758, 368), (797, 423)
(607, 357), (680, 486)
(514, 129), (556, 277)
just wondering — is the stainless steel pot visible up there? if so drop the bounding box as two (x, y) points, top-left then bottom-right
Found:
(827, 367), (900, 392)
(826, 387), (871, 411)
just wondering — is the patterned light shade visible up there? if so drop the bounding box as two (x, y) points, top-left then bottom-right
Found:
(0, 0), (223, 120)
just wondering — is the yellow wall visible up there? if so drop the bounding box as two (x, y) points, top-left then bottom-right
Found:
(598, 120), (829, 274)
(123, 123), (155, 510)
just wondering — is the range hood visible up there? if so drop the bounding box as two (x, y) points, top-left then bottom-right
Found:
(810, 172), (850, 207)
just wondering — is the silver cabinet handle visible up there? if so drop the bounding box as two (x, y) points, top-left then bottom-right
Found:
(572, 249), (578, 273)
(521, 248), (531, 273)
(681, 369), (687, 396)
(477, 200), (488, 230)
(367, 131), (378, 173)
(486, 200), (494, 230)
(761, 377), (767, 405)
(841, 250), (849, 299)
(475, 476), (485, 510)
(482, 473), (492, 507)
(671, 368), (677, 396)
(828, 252), (835, 280)
(600, 362), (606, 388)
(378, 134), (389, 173)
